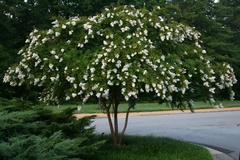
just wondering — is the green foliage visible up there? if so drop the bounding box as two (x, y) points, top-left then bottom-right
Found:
(0, 0), (117, 98)
(4, 6), (237, 106)
(0, 132), (103, 160)
(0, 45), (17, 98)
(214, 0), (240, 97)
(1, 0), (239, 100)
(0, 98), (104, 160)
(159, 0), (240, 98)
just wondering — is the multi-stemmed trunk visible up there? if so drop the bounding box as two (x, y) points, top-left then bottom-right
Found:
(99, 86), (135, 145)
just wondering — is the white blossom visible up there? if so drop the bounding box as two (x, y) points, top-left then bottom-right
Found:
(55, 32), (61, 37)
(4, 5), (237, 104)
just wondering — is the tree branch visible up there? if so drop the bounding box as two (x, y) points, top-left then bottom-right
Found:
(99, 97), (116, 143)
(121, 105), (131, 136)
(106, 107), (116, 143)
(113, 100), (119, 144)
(119, 99), (135, 144)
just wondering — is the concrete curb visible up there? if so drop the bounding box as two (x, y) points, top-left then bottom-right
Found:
(204, 147), (234, 160)
(75, 107), (240, 118)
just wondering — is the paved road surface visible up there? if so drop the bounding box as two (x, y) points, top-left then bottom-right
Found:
(94, 111), (240, 160)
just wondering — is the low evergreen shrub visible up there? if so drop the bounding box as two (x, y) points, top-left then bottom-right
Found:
(0, 98), (104, 160)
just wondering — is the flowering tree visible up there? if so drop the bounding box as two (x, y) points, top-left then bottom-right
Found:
(4, 5), (237, 145)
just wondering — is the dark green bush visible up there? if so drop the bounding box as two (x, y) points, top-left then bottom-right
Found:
(0, 98), (104, 160)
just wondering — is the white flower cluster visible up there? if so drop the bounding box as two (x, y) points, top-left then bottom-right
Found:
(3, 5), (237, 103)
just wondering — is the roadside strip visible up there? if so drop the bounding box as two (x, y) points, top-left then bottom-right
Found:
(75, 107), (240, 119)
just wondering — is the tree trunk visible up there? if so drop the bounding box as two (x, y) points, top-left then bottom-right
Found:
(113, 100), (119, 145)
(119, 106), (131, 144)
(105, 101), (133, 145)
(106, 108), (116, 144)
(101, 86), (135, 145)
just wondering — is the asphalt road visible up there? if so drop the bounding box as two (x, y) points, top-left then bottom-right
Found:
(94, 111), (240, 160)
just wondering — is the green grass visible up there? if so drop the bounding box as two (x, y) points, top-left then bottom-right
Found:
(44, 100), (240, 114)
(93, 136), (213, 160)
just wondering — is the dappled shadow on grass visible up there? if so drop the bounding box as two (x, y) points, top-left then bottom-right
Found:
(93, 136), (212, 160)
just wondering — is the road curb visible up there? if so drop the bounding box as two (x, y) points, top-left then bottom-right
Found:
(75, 107), (240, 118)
(204, 146), (234, 160)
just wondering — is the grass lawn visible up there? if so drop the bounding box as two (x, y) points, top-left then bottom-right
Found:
(44, 100), (240, 113)
(93, 136), (212, 160)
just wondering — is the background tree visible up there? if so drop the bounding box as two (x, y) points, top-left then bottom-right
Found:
(214, 0), (240, 98)
(159, 0), (240, 99)
(4, 6), (237, 145)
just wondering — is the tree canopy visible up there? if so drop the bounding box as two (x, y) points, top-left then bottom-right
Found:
(4, 5), (237, 104)
(2, 4), (238, 145)
(1, 0), (239, 100)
